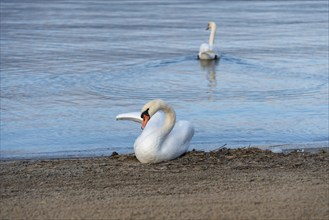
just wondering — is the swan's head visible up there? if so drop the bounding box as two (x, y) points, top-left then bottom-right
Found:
(140, 99), (166, 129)
(206, 21), (217, 30)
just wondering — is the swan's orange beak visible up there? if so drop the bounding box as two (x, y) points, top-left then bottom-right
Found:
(141, 114), (150, 130)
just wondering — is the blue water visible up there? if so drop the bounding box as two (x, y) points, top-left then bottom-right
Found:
(1, 0), (328, 159)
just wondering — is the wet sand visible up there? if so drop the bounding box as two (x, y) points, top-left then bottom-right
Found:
(1, 148), (328, 220)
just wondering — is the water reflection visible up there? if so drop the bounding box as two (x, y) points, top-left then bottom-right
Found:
(199, 59), (219, 99)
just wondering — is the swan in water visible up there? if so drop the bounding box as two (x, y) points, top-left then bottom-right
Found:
(116, 99), (194, 163)
(198, 21), (220, 60)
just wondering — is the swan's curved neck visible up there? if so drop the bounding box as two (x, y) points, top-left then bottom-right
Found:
(209, 25), (216, 46)
(157, 102), (176, 138)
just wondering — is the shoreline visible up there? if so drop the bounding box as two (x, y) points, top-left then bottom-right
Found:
(1, 148), (328, 219)
(1, 141), (328, 161)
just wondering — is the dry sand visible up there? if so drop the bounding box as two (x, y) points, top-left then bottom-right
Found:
(1, 148), (328, 220)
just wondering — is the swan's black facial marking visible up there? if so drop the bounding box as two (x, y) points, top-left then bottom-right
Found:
(141, 108), (150, 130)
(141, 108), (150, 118)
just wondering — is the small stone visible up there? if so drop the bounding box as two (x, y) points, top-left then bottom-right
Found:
(111, 151), (119, 156)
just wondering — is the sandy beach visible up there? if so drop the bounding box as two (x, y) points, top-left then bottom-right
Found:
(1, 148), (328, 220)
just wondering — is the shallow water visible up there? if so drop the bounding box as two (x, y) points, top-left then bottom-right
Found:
(1, 0), (328, 159)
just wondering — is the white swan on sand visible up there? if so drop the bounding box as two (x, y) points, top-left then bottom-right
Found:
(116, 99), (194, 163)
(198, 21), (220, 60)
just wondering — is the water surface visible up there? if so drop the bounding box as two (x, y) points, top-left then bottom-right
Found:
(1, 0), (328, 159)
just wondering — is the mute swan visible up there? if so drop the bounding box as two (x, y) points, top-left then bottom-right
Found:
(198, 21), (220, 60)
(116, 99), (194, 163)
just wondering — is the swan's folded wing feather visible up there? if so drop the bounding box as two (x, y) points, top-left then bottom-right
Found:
(116, 112), (142, 123)
(199, 43), (211, 53)
(173, 120), (194, 146)
(161, 120), (194, 158)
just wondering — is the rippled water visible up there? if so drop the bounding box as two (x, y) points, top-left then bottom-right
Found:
(1, 0), (328, 159)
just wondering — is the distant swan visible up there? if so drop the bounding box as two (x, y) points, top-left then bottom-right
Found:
(198, 21), (220, 60)
(116, 99), (194, 163)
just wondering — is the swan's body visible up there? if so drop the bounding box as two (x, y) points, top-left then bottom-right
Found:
(116, 99), (194, 163)
(198, 22), (220, 60)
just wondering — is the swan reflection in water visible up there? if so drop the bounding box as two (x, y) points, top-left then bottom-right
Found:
(199, 59), (219, 89)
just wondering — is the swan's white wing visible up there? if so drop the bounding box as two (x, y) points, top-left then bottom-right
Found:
(199, 43), (211, 53)
(199, 43), (219, 60)
(161, 120), (194, 159)
(171, 120), (194, 149)
(116, 112), (142, 123)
